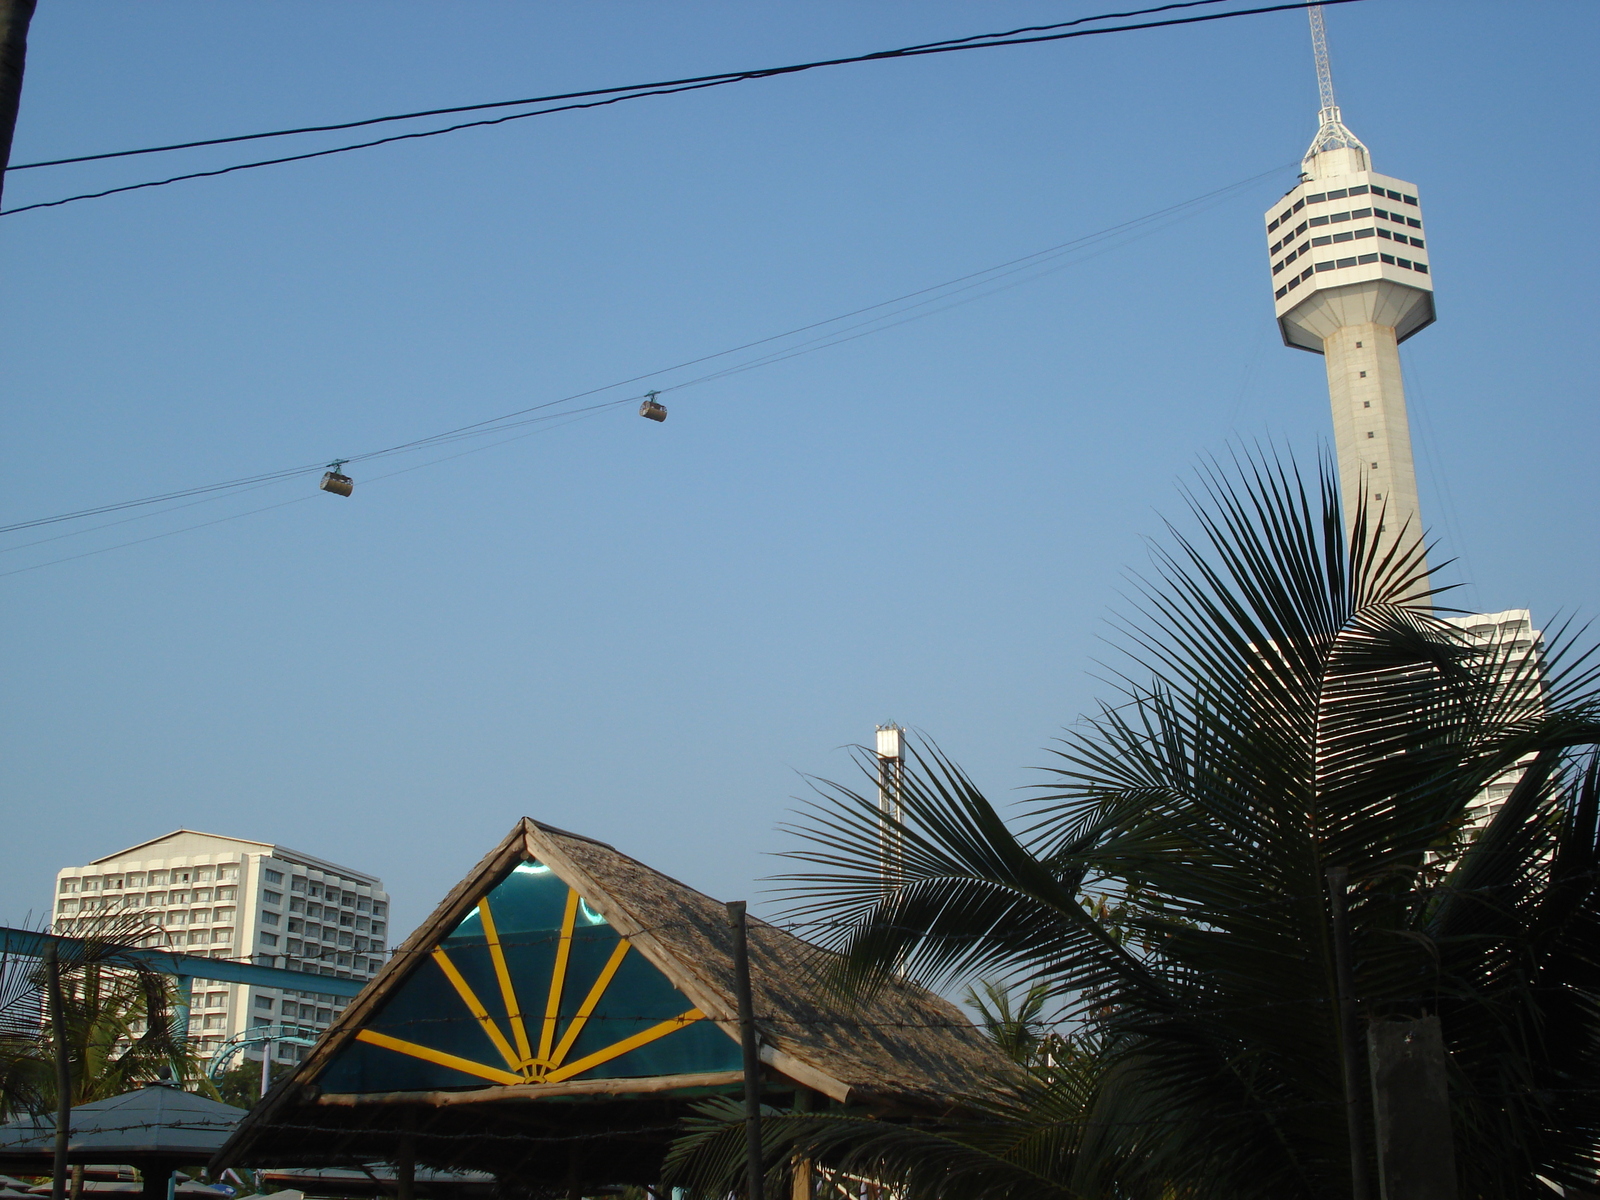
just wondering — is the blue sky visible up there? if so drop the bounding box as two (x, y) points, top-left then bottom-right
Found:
(3, 1), (1595, 939)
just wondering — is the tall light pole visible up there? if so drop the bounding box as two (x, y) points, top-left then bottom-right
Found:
(875, 725), (905, 890)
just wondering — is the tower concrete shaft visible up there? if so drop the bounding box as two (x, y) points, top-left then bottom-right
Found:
(1265, 7), (1435, 577)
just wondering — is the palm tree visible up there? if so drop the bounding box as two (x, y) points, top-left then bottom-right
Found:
(44, 924), (203, 1107)
(0, 916), (207, 1200)
(670, 450), (1600, 1199)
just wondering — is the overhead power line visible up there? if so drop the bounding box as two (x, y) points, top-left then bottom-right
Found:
(4, 0), (1248, 170)
(0, 0), (1364, 217)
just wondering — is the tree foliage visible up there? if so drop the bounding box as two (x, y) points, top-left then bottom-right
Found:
(670, 449), (1600, 1199)
(0, 916), (208, 1119)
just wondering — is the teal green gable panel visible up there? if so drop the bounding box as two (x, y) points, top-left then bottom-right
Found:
(316, 861), (741, 1093)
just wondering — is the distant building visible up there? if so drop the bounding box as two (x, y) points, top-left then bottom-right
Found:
(50, 829), (391, 1065)
(1442, 609), (1546, 827)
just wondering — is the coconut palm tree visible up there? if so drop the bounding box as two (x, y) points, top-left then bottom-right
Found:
(669, 450), (1600, 1199)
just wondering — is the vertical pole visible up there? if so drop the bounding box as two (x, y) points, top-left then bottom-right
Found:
(1327, 867), (1369, 1200)
(725, 901), (763, 1200)
(0, 0), (37, 207)
(258, 1038), (273, 1099)
(45, 942), (71, 1200)
(875, 726), (904, 890)
(396, 1136), (416, 1200)
(1368, 1017), (1458, 1200)
(790, 1087), (814, 1200)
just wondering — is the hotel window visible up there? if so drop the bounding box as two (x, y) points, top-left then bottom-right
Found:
(263, 890), (282, 907)
(261, 932), (279, 947)
(262, 911), (280, 926)
(264, 869), (284, 884)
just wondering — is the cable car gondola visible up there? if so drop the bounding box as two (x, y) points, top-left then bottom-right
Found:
(320, 460), (353, 497)
(639, 391), (667, 422)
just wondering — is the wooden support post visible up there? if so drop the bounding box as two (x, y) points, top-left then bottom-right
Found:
(1368, 1017), (1458, 1200)
(726, 901), (763, 1200)
(1327, 867), (1370, 1200)
(395, 1137), (415, 1200)
(791, 1086), (814, 1200)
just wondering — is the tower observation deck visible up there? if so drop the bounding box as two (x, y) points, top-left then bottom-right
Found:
(1267, 6), (1434, 573)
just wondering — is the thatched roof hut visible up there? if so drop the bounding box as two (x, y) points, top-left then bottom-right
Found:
(212, 819), (1012, 1190)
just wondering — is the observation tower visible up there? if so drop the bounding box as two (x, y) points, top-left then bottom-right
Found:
(1266, 6), (1434, 568)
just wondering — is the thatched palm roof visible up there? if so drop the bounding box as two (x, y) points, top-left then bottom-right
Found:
(214, 819), (1012, 1185)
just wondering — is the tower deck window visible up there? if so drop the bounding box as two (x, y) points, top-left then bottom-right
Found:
(1351, 207), (1372, 218)
(1312, 235), (1333, 246)
(1407, 217), (1422, 228)
(1403, 195), (1418, 206)
(1309, 215), (1330, 227)
(1336, 257), (1357, 268)
(1357, 253), (1378, 263)
(1380, 253), (1395, 264)
(1333, 231), (1353, 242)
(1410, 237), (1424, 248)
(1314, 261), (1335, 272)
(1355, 228), (1374, 239)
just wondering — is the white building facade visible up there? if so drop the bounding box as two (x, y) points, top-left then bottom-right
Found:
(51, 830), (390, 1065)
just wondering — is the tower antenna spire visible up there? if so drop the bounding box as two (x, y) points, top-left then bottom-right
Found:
(1304, 5), (1368, 170)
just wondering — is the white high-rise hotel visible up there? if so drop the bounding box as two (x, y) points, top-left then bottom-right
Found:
(1269, 8), (1540, 823)
(51, 830), (390, 1063)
